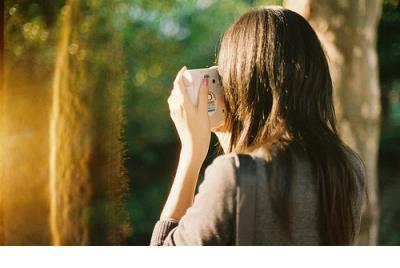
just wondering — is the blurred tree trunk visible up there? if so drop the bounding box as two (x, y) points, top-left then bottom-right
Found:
(49, 0), (130, 245)
(284, 0), (382, 245)
(2, 0), (129, 246)
(0, 0), (4, 245)
(49, 0), (89, 245)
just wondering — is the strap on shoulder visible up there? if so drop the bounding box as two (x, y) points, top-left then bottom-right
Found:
(235, 154), (257, 246)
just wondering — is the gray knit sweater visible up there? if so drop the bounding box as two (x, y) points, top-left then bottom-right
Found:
(150, 144), (364, 246)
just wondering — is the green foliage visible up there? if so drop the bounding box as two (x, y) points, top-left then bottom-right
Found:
(377, 0), (400, 246)
(5, 1), (64, 75)
(378, 1), (400, 128)
(122, 0), (251, 165)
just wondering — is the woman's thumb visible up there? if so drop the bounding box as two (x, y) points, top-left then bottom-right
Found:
(198, 76), (209, 111)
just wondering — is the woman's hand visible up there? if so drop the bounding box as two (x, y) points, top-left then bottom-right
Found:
(168, 66), (211, 164)
(160, 66), (211, 220)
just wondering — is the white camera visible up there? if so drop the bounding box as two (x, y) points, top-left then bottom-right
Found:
(182, 66), (226, 130)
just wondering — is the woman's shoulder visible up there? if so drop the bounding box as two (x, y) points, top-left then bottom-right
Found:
(205, 153), (240, 180)
(207, 152), (254, 175)
(205, 152), (260, 189)
(203, 152), (248, 190)
(196, 153), (241, 207)
(209, 152), (241, 166)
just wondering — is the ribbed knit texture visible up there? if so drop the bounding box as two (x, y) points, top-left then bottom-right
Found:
(150, 219), (179, 246)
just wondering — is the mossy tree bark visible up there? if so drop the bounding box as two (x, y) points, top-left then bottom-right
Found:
(284, 0), (382, 245)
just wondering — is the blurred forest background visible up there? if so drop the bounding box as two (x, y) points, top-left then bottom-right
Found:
(1, 0), (399, 245)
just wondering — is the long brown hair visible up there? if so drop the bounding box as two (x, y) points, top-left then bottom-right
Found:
(217, 6), (364, 245)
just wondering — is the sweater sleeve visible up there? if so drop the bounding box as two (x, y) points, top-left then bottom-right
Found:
(149, 154), (238, 246)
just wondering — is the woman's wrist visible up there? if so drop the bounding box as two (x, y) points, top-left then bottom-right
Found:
(159, 146), (203, 221)
(177, 146), (203, 177)
(180, 143), (208, 166)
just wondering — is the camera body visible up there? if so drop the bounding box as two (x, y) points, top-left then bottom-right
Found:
(182, 66), (226, 130)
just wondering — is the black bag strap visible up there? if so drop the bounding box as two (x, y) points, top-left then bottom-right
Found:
(235, 154), (258, 246)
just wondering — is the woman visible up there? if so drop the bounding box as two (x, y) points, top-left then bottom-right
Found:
(150, 6), (365, 246)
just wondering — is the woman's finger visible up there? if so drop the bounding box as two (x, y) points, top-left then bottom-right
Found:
(173, 66), (187, 88)
(198, 76), (209, 112)
(177, 68), (190, 99)
(168, 89), (185, 114)
(171, 66), (190, 103)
